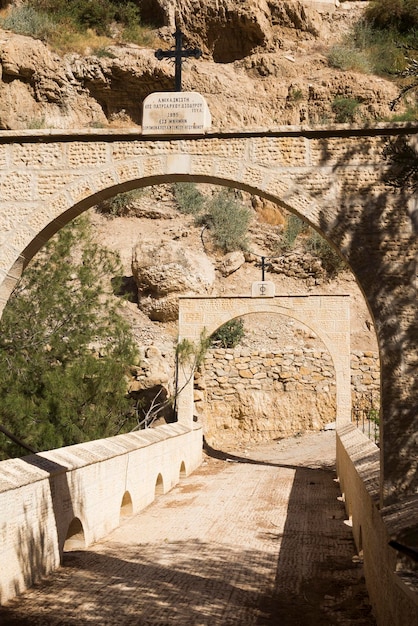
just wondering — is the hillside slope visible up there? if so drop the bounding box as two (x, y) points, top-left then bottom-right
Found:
(0, 1), (404, 129)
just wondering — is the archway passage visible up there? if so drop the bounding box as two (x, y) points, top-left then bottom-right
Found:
(120, 491), (133, 519)
(0, 125), (416, 504)
(155, 473), (164, 497)
(197, 311), (338, 450)
(178, 295), (351, 434)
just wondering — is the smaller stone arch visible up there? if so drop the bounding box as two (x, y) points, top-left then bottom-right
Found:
(155, 473), (165, 497)
(63, 517), (85, 552)
(120, 491), (133, 520)
(198, 311), (338, 446)
(178, 295), (351, 428)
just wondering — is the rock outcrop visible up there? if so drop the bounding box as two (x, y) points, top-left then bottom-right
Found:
(132, 238), (215, 321)
(0, 1), (404, 129)
(0, 31), (107, 128)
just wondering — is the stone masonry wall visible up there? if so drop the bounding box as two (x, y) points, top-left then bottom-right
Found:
(195, 347), (380, 447)
(351, 350), (380, 408)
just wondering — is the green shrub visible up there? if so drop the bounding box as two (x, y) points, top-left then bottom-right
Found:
(327, 13), (418, 77)
(196, 190), (251, 253)
(27, 0), (141, 34)
(358, 23), (408, 74)
(388, 106), (418, 121)
(1, 5), (55, 39)
(306, 230), (346, 278)
(289, 88), (304, 102)
(96, 190), (144, 218)
(1, 0), (152, 51)
(211, 318), (245, 348)
(121, 23), (155, 46)
(366, 0), (418, 33)
(281, 214), (306, 250)
(331, 97), (360, 123)
(173, 183), (205, 215)
(93, 47), (117, 58)
(27, 117), (46, 129)
(327, 45), (371, 73)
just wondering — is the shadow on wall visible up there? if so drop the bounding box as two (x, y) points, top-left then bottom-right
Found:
(313, 135), (418, 502)
(1, 454), (84, 603)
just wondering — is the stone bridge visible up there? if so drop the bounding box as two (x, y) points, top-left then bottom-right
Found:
(0, 124), (417, 622)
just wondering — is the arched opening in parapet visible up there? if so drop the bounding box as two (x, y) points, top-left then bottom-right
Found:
(198, 311), (339, 451)
(179, 461), (187, 479)
(120, 490), (133, 519)
(155, 473), (164, 496)
(358, 525), (363, 556)
(63, 517), (85, 552)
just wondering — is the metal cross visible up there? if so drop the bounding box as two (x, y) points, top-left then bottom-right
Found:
(155, 25), (202, 92)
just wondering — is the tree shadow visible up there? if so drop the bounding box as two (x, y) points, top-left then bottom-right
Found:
(311, 130), (418, 504)
(0, 453), (83, 606)
(0, 456), (374, 625)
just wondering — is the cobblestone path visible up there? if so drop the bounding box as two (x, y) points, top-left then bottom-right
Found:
(0, 431), (376, 625)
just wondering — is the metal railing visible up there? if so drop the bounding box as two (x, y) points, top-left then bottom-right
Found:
(352, 393), (380, 446)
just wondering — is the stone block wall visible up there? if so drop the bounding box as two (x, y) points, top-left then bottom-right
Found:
(351, 350), (380, 407)
(195, 347), (380, 446)
(336, 425), (418, 626)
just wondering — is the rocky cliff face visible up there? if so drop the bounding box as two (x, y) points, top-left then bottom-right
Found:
(0, 1), (402, 129)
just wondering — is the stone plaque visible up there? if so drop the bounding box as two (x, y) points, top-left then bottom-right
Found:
(142, 92), (211, 135)
(251, 281), (275, 297)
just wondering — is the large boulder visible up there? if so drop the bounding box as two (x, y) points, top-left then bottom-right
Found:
(132, 239), (215, 321)
(218, 250), (245, 276)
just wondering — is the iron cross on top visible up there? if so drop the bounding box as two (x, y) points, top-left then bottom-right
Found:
(155, 25), (202, 92)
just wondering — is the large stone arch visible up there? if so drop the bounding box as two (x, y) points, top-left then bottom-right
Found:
(0, 126), (416, 504)
(177, 294), (351, 429)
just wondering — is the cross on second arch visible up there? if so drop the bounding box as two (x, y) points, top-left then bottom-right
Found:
(155, 25), (202, 92)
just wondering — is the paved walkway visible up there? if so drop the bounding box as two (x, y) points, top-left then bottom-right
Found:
(0, 431), (376, 625)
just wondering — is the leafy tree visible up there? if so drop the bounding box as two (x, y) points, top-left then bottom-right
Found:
(0, 216), (138, 459)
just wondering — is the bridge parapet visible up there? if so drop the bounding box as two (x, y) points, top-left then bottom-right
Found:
(0, 423), (203, 605)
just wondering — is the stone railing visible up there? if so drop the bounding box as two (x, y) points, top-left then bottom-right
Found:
(0, 423), (203, 605)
